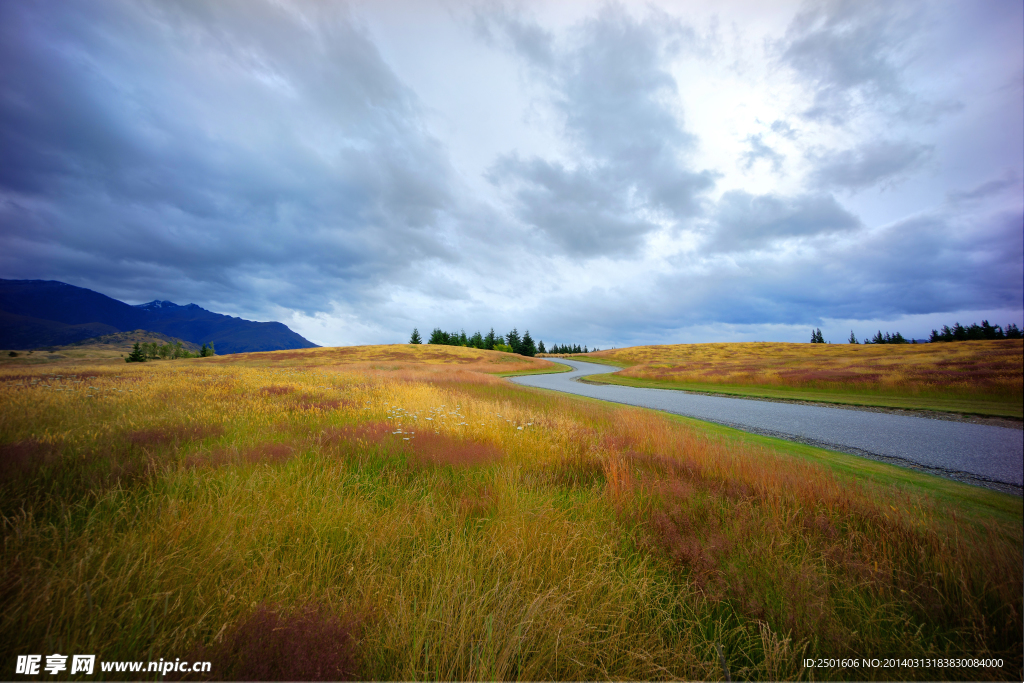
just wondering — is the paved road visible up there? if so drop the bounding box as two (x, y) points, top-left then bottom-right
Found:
(512, 359), (1024, 491)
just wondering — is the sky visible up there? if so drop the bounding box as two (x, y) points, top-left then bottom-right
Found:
(1, 0), (1021, 348)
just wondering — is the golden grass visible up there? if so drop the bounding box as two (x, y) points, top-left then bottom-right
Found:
(583, 340), (1024, 417)
(206, 343), (560, 374)
(1, 348), (1021, 680)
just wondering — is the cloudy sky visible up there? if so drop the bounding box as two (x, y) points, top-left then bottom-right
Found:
(1, 0), (1021, 347)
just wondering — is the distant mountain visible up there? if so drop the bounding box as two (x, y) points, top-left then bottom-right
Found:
(0, 309), (120, 349)
(0, 279), (318, 354)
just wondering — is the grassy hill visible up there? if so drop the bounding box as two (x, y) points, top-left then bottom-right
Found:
(568, 340), (1024, 419)
(1, 329), (201, 365)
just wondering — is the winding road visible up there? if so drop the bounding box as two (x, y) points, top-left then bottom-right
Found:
(511, 359), (1024, 492)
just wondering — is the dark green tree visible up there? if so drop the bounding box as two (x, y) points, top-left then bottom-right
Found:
(428, 328), (445, 344)
(848, 331), (858, 344)
(537, 340), (546, 354)
(469, 331), (484, 348)
(521, 330), (537, 357)
(484, 328), (496, 350)
(126, 342), (147, 363)
(410, 329), (422, 344)
(506, 328), (521, 354)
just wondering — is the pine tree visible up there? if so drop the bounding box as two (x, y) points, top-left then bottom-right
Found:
(125, 342), (147, 363)
(848, 331), (858, 344)
(506, 328), (521, 354)
(409, 328), (422, 344)
(521, 330), (537, 357)
(484, 328), (496, 350)
(538, 340), (546, 354)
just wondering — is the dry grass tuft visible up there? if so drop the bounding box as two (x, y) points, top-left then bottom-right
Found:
(259, 385), (295, 396)
(127, 424), (225, 450)
(0, 440), (55, 479)
(408, 432), (502, 469)
(182, 603), (363, 681)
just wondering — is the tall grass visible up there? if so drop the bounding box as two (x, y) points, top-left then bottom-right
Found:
(1, 356), (1021, 680)
(588, 340), (1023, 404)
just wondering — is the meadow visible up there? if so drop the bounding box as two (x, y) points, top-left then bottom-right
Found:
(576, 340), (1024, 419)
(1, 344), (1021, 680)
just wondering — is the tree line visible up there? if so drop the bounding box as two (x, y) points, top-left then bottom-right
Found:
(411, 327), (540, 356)
(812, 320), (1023, 345)
(409, 327), (599, 357)
(126, 341), (215, 362)
(815, 328), (914, 344)
(929, 321), (1022, 342)
(547, 343), (593, 354)
(845, 330), (914, 344)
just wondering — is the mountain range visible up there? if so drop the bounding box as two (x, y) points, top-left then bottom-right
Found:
(0, 279), (318, 354)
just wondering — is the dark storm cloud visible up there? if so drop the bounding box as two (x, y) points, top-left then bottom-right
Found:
(481, 5), (716, 257)
(486, 156), (660, 256)
(776, 0), (957, 123)
(705, 191), (860, 253)
(0, 0), (457, 314)
(542, 202), (1022, 342)
(810, 139), (932, 192)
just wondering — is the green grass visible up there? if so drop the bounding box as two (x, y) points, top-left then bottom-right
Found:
(495, 364), (574, 378)
(2, 360), (1021, 681)
(581, 372), (1024, 419)
(656, 412), (1023, 526)
(518, 384), (1022, 526)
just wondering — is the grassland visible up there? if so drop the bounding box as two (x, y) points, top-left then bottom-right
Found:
(573, 340), (1024, 419)
(1, 344), (1021, 680)
(1, 330), (202, 366)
